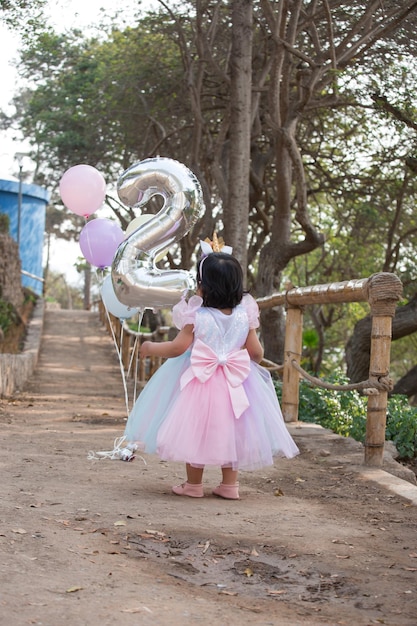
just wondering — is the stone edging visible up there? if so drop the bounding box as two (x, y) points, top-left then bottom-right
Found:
(0, 298), (44, 397)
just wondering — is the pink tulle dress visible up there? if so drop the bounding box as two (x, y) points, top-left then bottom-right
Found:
(124, 294), (299, 470)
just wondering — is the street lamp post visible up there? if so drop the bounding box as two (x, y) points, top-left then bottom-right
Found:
(14, 152), (30, 247)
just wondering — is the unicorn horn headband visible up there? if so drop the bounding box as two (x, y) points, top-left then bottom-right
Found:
(199, 232), (233, 279)
(200, 232), (233, 257)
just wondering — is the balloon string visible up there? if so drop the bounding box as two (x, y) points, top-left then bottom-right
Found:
(133, 346), (139, 408)
(126, 334), (140, 410)
(126, 333), (139, 378)
(103, 303), (130, 417)
(95, 270), (141, 415)
(87, 435), (146, 464)
(131, 312), (143, 407)
(119, 322), (130, 416)
(94, 267), (106, 289)
(123, 313), (144, 409)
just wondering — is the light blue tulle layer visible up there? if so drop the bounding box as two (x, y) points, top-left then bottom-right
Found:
(124, 352), (190, 453)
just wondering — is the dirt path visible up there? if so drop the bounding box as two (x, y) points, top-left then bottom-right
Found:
(1, 309), (416, 626)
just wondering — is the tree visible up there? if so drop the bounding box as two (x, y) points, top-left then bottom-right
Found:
(253, 0), (417, 360)
(1, 0), (47, 35)
(7, 0), (417, 365)
(146, 1), (417, 360)
(43, 270), (84, 310)
(343, 89), (417, 390)
(284, 89), (417, 375)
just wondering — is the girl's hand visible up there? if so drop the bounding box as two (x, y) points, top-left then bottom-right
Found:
(140, 341), (154, 357)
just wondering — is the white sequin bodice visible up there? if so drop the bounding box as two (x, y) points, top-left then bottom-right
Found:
(193, 305), (249, 357)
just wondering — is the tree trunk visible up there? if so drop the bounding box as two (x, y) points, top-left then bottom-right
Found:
(224, 0), (253, 273)
(83, 265), (91, 310)
(392, 365), (417, 399)
(346, 293), (417, 384)
(256, 119), (292, 359)
(256, 127), (324, 361)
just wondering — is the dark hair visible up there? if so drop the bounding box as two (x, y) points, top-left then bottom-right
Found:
(197, 252), (244, 309)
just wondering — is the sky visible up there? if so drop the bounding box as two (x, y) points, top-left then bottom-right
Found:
(0, 0), (139, 177)
(0, 0), (157, 285)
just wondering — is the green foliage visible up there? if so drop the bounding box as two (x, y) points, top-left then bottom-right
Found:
(302, 328), (319, 350)
(125, 320), (151, 333)
(23, 290), (37, 305)
(386, 395), (417, 460)
(0, 298), (18, 333)
(274, 372), (368, 440)
(274, 371), (417, 460)
(0, 0), (46, 31)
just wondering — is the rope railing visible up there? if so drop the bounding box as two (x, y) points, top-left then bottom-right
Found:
(260, 357), (283, 372)
(290, 359), (393, 395)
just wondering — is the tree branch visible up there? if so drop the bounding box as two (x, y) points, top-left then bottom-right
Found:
(371, 93), (417, 132)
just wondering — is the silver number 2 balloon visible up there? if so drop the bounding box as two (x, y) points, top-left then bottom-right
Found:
(111, 157), (205, 310)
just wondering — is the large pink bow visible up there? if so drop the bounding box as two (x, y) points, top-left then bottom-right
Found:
(180, 339), (250, 418)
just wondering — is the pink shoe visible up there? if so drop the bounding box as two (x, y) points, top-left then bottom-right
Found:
(212, 483), (240, 500)
(172, 482), (204, 498)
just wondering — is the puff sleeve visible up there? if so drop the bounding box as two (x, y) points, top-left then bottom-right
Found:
(172, 295), (203, 330)
(242, 293), (260, 329)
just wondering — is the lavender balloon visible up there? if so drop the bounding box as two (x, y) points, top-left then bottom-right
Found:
(80, 218), (125, 268)
(112, 157), (205, 309)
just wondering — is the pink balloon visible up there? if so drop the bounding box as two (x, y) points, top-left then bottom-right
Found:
(59, 164), (106, 217)
(79, 218), (125, 268)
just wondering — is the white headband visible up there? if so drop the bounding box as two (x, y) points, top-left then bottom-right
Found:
(199, 239), (233, 280)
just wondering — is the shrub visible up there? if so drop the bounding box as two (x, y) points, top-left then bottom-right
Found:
(274, 370), (417, 460)
(0, 298), (18, 334)
(386, 395), (417, 460)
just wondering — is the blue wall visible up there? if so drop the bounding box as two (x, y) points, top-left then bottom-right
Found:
(0, 178), (50, 296)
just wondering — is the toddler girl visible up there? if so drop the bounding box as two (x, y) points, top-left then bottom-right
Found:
(124, 244), (299, 499)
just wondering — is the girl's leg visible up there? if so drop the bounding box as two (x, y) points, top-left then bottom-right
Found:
(172, 463), (204, 498)
(212, 465), (240, 500)
(221, 467), (238, 485)
(186, 463), (204, 484)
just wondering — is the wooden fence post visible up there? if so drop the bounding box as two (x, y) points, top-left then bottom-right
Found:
(365, 273), (403, 466)
(282, 305), (303, 422)
(121, 331), (131, 372)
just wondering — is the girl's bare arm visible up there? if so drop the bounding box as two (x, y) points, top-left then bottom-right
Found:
(244, 328), (264, 363)
(140, 324), (194, 359)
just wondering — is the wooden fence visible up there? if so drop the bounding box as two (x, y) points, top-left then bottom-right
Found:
(100, 272), (403, 468)
(258, 272), (403, 467)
